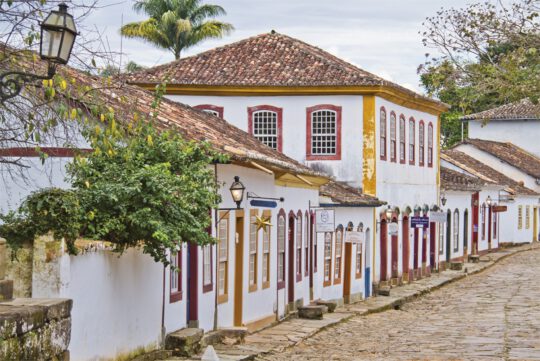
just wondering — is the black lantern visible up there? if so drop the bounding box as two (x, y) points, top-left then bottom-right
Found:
(40, 3), (77, 65)
(229, 176), (246, 209)
(440, 193), (447, 207)
(486, 196), (492, 207)
(385, 205), (393, 219)
(0, 3), (77, 102)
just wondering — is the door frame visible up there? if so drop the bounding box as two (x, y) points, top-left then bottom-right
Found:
(402, 216), (410, 280)
(287, 212), (295, 304)
(343, 242), (352, 301)
(380, 219), (388, 282)
(234, 211), (245, 327)
(472, 192), (479, 255)
(429, 222), (436, 271)
(187, 243), (198, 326)
(445, 210), (451, 263)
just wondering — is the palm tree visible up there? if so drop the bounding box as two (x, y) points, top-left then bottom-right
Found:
(120, 0), (234, 59)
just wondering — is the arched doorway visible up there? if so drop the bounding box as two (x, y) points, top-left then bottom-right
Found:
(413, 227), (419, 279)
(429, 221), (436, 271)
(288, 212), (295, 305)
(445, 210), (452, 264)
(402, 216), (410, 282)
(380, 219), (388, 282)
(463, 209), (469, 258)
(391, 217), (399, 280)
(364, 228), (371, 297)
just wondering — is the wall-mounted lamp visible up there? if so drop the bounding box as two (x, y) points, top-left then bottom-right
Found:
(486, 195), (492, 207)
(229, 176), (246, 209)
(440, 193), (447, 207)
(1, 3), (78, 102)
(385, 205), (393, 219)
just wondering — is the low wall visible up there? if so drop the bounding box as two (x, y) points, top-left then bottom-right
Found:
(0, 298), (72, 361)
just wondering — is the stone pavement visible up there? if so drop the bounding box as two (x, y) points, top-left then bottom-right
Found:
(166, 243), (539, 361)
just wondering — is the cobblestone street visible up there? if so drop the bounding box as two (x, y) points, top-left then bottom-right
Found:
(257, 248), (540, 361)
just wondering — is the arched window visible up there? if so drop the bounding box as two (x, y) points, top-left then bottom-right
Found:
(262, 210), (271, 289)
(463, 209), (469, 249)
(194, 104), (224, 118)
(439, 222), (445, 254)
(217, 211), (229, 303)
(380, 107), (387, 160)
(428, 123), (434, 167)
(306, 105), (342, 160)
(277, 210), (286, 289)
(249, 209), (259, 291)
(365, 228), (371, 268)
(352, 222), (362, 279)
(419, 121), (425, 167)
(248, 105), (283, 151)
(296, 211), (303, 282)
(481, 203), (486, 240)
(399, 114), (406, 164)
(334, 225), (344, 283)
(390, 112), (397, 162)
(323, 232), (333, 286)
(453, 209), (459, 252)
(304, 211), (309, 276)
(409, 117), (415, 165)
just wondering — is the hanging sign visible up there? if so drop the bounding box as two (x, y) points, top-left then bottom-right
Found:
(388, 222), (399, 235)
(430, 211), (447, 223)
(249, 199), (277, 208)
(315, 209), (335, 232)
(492, 205), (507, 213)
(345, 231), (364, 244)
(411, 216), (430, 228)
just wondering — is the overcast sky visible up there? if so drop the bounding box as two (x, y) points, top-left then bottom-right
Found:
(83, 0), (477, 93)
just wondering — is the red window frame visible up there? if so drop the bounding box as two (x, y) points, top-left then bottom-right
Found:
(170, 249), (182, 303)
(306, 104), (342, 161)
(428, 122), (434, 168)
(380, 107), (387, 161)
(390, 111), (397, 163)
(419, 120), (425, 167)
(399, 115), (406, 164)
(247, 105), (283, 152)
(277, 209), (287, 290)
(304, 210), (309, 277)
(194, 104), (224, 118)
(409, 117), (415, 165)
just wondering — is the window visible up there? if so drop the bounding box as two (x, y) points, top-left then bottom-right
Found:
(323, 232), (332, 286)
(390, 112), (397, 162)
(518, 205), (523, 229)
(453, 209), (459, 252)
(380, 107), (387, 160)
(312, 212), (317, 273)
(217, 212), (229, 303)
(305, 211), (309, 276)
(249, 209), (258, 292)
(277, 210), (286, 289)
(262, 210), (271, 289)
(354, 223), (363, 279)
(493, 211), (498, 239)
(428, 123), (434, 167)
(409, 117), (415, 165)
(194, 104), (224, 118)
(399, 115), (406, 164)
(170, 249), (182, 302)
(419, 121), (425, 167)
(334, 225), (343, 284)
(526, 205), (531, 229)
(248, 105), (283, 151)
(296, 211), (302, 282)
(439, 223), (444, 254)
(481, 204), (486, 240)
(306, 105), (342, 160)
(202, 245), (212, 293)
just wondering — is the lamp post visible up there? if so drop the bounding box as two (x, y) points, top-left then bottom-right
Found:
(0, 3), (78, 102)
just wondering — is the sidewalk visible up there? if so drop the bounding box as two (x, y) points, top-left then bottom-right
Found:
(168, 243), (539, 361)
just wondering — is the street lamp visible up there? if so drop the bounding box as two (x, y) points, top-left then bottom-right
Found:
(229, 176), (246, 209)
(440, 193), (447, 207)
(486, 196), (492, 207)
(385, 205), (393, 219)
(0, 3), (78, 101)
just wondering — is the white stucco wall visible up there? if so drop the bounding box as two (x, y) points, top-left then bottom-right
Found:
(468, 120), (540, 158)
(166, 94), (365, 186)
(441, 191), (473, 261)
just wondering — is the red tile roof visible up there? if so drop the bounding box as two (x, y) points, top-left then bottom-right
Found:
(441, 150), (538, 196)
(320, 181), (385, 207)
(440, 167), (485, 192)
(461, 98), (540, 121)
(125, 32), (445, 109)
(460, 139), (540, 180)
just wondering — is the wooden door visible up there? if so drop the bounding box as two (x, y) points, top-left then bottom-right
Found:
(391, 219), (398, 279)
(343, 243), (352, 300)
(288, 214), (295, 304)
(380, 220), (388, 282)
(534, 208), (539, 242)
(413, 228), (419, 271)
(187, 243), (198, 326)
(429, 222), (436, 270)
(402, 217), (410, 277)
(488, 206), (492, 249)
(309, 212), (315, 300)
(445, 211), (451, 263)
(463, 210), (469, 257)
(472, 192), (479, 254)
(234, 212), (244, 326)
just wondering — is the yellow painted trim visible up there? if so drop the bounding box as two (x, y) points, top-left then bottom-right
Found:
(362, 95), (377, 196)
(275, 172), (328, 190)
(275, 179), (319, 190)
(133, 83), (448, 115)
(372, 208), (377, 282)
(249, 161), (274, 175)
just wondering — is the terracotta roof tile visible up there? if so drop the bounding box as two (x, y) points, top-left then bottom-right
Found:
(461, 139), (540, 179)
(440, 167), (484, 192)
(441, 150), (538, 196)
(319, 181), (385, 207)
(461, 98), (540, 121)
(125, 32), (445, 108)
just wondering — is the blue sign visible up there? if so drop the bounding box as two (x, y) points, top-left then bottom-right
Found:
(411, 216), (429, 228)
(250, 200), (278, 208)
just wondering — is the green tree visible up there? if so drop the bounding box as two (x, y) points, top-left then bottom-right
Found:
(419, 0), (540, 147)
(120, 0), (234, 59)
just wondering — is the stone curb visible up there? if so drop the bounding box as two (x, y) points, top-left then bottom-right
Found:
(247, 244), (539, 361)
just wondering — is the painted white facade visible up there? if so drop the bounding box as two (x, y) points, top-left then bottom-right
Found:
(468, 120), (540, 158)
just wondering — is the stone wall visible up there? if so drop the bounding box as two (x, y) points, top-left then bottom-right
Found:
(6, 242), (33, 298)
(0, 298), (72, 361)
